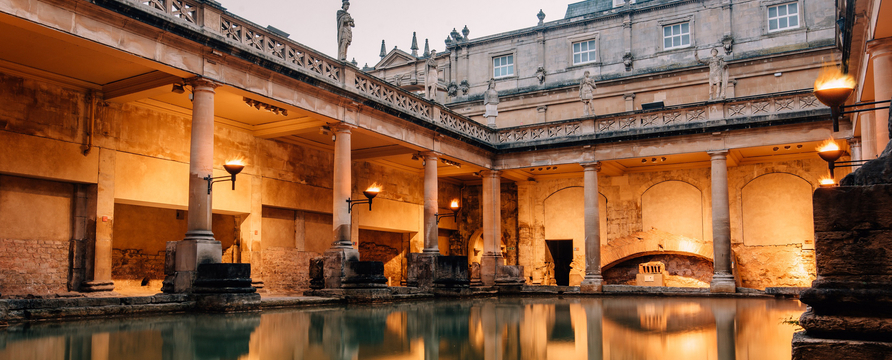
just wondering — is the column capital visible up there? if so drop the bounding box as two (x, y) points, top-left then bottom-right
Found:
(708, 150), (729, 159)
(330, 122), (356, 133)
(848, 137), (861, 146)
(623, 93), (636, 100)
(421, 151), (440, 160)
(581, 162), (601, 171)
(867, 37), (892, 58)
(479, 169), (501, 178)
(185, 77), (221, 91)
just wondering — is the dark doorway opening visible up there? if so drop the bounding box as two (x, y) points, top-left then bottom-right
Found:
(546, 240), (573, 286)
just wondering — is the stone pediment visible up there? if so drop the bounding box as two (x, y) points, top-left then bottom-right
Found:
(374, 49), (417, 69)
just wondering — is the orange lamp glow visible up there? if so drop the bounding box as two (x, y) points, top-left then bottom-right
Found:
(450, 199), (461, 211)
(813, 65), (855, 108)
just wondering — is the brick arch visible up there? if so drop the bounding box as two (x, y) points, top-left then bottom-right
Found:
(601, 229), (713, 270)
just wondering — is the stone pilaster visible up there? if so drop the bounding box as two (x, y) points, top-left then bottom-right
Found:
(623, 93), (635, 112)
(867, 38), (892, 155)
(480, 170), (502, 286)
(709, 150), (735, 293)
(580, 162), (603, 293)
(861, 112), (878, 160)
(848, 138), (862, 171)
(82, 148), (116, 292)
(171, 78), (223, 293)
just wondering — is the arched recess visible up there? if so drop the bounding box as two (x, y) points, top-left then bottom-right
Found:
(467, 229), (507, 265)
(741, 173), (814, 246)
(543, 186), (608, 246)
(641, 181), (703, 241)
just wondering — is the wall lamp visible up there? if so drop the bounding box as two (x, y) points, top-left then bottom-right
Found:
(813, 66), (891, 132)
(435, 199), (461, 224)
(205, 159), (245, 194)
(171, 83), (186, 94)
(347, 184), (381, 213)
(817, 140), (865, 179)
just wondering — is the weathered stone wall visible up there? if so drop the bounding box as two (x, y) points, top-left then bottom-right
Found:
(0, 174), (74, 296)
(0, 239), (70, 296)
(359, 229), (404, 286)
(261, 248), (319, 293)
(459, 183), (519, 266)
(111, 249), (164, 281)
(734, 244), (815, 289)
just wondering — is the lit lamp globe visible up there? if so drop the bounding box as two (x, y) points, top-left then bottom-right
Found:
(816, 140), (843, 164)
(449, 199), (461, 214)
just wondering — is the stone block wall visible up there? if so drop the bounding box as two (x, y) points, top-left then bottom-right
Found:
(0, 239), (69, 296)
(261, 248), (319, 293)
(111, 248), (164, 281)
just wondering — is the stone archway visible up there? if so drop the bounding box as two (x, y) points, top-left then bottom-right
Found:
(602, 229), (713, 269)
(601, 229), (714, 287)
(468, 229), (506, 265)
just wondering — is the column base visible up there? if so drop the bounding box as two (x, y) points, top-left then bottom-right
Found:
(710, 274), (736, 293)
(407, 253), (437, 289)
(580, 275), (604, 293)
(172, 239), (222, 293)
(80, 280), (115, 292)
(480, 255), (503, 286)
(323, 247), (360, 289)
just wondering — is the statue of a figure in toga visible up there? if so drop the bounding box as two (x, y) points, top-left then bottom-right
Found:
(337, 1), (354, 61)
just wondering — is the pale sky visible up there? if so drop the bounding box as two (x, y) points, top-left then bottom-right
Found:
(215, 0), (572, 67)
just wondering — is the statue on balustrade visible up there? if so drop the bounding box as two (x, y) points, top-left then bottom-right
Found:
(695, 48), (729, 100)
(426, 50), (439, 100)
(336, 0), (354, 61)
(579, 70), (597, 116)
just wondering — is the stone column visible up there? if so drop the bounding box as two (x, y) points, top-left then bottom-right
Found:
(324, 123), (359, 288)
(480, 170), (502, 286)
(81, 148), (115, 292)
(848, 138), (862, 170)
(331, 124), (355, 249)
(867, 38), (892, 155)
(423, 152), (439, 254)
(861, 112), (878, 160)
(580, 162), (603, 293)
(173, 78), (222, 293)
(709, 150), (735, 293)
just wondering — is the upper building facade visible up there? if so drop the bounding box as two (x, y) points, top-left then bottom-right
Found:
(375, 0), (836, 127)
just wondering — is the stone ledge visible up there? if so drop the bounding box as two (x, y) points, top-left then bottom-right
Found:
(792, 331), (892, 360)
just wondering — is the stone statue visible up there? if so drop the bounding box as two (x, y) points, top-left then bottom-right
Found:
(696, 48), (729, 100)
(336, 0), (354, 61)
(579, 70), (597, 116)
(535, 65), (546, 84)
(483, 78), (499, 120)
(426, 50), (439, 100)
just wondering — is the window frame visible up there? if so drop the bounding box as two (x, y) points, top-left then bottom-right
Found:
(568, 32), (601, 67)
(760, 0), (806, 36)
(766, 2), (800, 32)
(492, 54), (515, 79)
(661, 22), (692, 51)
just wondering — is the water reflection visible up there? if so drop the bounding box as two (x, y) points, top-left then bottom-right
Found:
(0, 297), (803, 360)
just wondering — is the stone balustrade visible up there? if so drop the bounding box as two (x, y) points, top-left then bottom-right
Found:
(496, 90), (827, 147)
(132, 0), (827, 150)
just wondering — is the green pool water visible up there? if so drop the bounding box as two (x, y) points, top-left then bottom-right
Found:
(0, 296), (804, 360)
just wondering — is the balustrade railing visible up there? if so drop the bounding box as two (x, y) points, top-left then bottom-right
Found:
(131, 0), (825, 149)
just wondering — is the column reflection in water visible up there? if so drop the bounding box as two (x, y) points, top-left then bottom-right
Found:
(0, 298), (805, 360)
